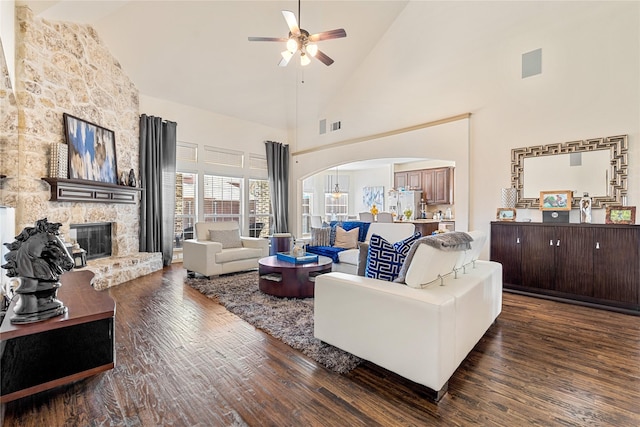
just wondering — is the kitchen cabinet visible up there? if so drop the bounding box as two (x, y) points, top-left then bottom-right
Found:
(394, 172), (408, 190)
(490, 221), (640, 315)
(422, 167), (453, 205)
(407, 171), (422, 189)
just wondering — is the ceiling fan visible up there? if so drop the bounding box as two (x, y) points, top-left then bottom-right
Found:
(248, 0), (347, 67)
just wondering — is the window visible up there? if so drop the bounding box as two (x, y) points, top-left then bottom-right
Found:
(248, 179), (271, 238)
(325, 193), (349, 222)
(301, 192), (313, 235)
(174, 172), (197, 248)
(203, 175), (242, 223)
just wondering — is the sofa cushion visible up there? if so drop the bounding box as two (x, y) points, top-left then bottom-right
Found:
(459, 230), (487, 268)
(311, 227), (331, 246)
(215, 247), (264, 263)
(334, 226), (359, 249)
(210, 228), (241, 248)
(329, 221), (370, 243)
(365, 232), (421, 281)
(401, 244), (461, 288)
(395, 232), (474, 288)
(337, 247), (360, 265)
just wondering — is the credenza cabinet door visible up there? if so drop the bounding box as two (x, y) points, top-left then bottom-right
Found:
(520, 226), (556, 291)
(592, 228), (640, 305)
(553, 226), (594, 296)
(490, 223), (521, 286)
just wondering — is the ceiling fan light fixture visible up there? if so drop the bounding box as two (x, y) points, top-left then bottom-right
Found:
(306, 43), (318, 57)
(286, 38), (298, 53)
(300, 52), (311, 66)
(281, 50), (294, 61)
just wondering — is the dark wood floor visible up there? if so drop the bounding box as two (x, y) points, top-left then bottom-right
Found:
(3, 264), (639, 426)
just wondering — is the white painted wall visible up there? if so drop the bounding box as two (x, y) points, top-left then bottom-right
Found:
(291, 1), (639, 257)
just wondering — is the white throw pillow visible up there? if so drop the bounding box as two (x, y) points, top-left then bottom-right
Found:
(210, 229), (241, 249)
(333, 226), (359, 249)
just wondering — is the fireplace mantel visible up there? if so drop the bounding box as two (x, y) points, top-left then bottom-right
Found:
(42, 178), (142, 204)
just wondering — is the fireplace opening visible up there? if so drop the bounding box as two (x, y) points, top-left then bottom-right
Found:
(70, 222), (113, 260)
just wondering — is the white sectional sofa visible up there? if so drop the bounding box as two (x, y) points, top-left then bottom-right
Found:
(314, 231), (502, 401)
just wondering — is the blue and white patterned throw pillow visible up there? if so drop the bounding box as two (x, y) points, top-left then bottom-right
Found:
(365, 232), (421, 281)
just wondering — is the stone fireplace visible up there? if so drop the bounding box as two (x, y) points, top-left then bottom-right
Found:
(70, 222), (113, 260)
(0, 7), (163, 290)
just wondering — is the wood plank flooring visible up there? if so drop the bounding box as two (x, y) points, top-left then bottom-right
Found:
(2, 264), (639, 426)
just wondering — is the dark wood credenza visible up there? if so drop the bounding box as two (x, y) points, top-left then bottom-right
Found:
(0, 270), (116, 402)
(490, 221), (640, 315)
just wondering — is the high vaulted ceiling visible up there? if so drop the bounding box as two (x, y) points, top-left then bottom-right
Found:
(18, 0), (409, 131)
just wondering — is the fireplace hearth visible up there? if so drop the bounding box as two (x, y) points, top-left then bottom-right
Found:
(70, 223), (113, 260)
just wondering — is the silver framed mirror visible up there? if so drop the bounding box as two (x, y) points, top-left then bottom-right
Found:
(511, 135), (627, 209)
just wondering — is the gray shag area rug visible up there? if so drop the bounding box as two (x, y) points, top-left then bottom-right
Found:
(185, 270), (362, 374)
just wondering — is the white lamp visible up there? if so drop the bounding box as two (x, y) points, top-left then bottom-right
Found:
(286, 38), (298, 53)
(306, 43), (318, 57)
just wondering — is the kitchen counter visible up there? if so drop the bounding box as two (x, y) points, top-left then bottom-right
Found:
(394, 219), (455, 235)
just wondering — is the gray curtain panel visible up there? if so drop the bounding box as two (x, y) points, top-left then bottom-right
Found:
(265, 140), (289, 233)
(139, 114), (177, 266)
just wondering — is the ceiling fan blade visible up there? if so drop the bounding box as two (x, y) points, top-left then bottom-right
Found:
(278, 51), (293, 67)
(248, 36), (288, 42)
(314, 50), (335, 66)
(282, 10), (300, 36)
(278, 57), (291, 67)
(308, 28), (347, 42)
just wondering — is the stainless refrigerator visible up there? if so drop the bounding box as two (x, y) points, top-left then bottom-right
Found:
(388, 190), (422, 220)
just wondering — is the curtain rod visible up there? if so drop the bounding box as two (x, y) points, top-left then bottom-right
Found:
(291, 112), (471, 157)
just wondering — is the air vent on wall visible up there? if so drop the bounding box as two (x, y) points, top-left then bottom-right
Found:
(331, 121), (341, 132)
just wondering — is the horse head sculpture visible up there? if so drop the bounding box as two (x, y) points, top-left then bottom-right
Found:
(2, 218), (75, 323)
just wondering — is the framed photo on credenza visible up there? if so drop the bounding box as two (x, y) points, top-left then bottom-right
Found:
(539, 190), (572, 211)
(606, 206), (636, 225)
(496, 208), (516, 221)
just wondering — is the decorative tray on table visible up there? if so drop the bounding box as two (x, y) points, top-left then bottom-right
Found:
(276, 252), (319, 264)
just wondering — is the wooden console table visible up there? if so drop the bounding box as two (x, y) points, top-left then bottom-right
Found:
(0, 270), (116, 403)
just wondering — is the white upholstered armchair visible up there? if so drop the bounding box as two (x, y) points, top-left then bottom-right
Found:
(183, 222), (269, 278)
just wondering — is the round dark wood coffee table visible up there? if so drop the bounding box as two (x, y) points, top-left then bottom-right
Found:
(258, 255), (332, 298)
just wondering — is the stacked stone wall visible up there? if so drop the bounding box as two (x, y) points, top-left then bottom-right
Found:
(3, 7), (162, 287)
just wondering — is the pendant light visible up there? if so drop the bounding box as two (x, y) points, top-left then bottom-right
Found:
(332, 166), (341, 198)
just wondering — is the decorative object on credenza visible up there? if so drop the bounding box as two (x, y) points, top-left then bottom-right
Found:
(501, 187), (517, 208)
(63, 113), (118, 184)
(1, 218), (75, 323)
(580, 193), (592, 224)
(128, 169), (137, 187)
(119, 171), (128, 186)
(605, 206), (636, 225)
(539, 190), (572, 211)
(496, 208), (516, 221)
(49, 142), (68, 178)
